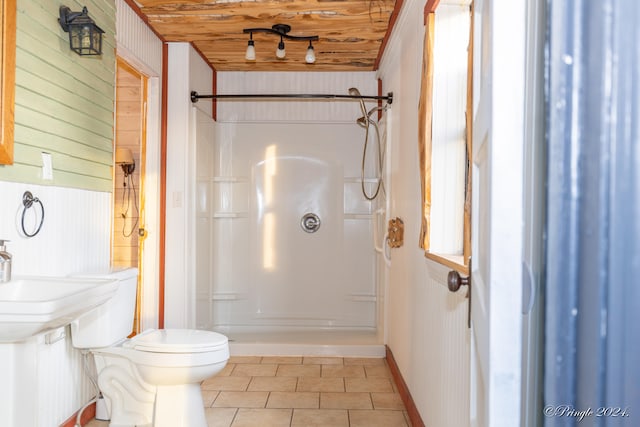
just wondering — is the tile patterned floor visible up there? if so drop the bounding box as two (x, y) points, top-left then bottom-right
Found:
(85, 356), (409, 427)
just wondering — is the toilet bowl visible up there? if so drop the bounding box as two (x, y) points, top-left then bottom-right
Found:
(93, 328), (228, 427)
(70, 268), (229, 427)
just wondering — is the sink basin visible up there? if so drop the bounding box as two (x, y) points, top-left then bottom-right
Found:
(0, 276), (118, 342)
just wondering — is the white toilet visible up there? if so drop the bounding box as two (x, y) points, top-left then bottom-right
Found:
(70, 268), (229, 427)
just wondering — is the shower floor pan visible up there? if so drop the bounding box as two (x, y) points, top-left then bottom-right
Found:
(214, 327), (385, 358)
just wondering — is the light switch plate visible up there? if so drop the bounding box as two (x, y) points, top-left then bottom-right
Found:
(41, 152), (53, 180)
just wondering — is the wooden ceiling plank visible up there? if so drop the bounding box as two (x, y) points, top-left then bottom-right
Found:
(132, 0), (399, 71)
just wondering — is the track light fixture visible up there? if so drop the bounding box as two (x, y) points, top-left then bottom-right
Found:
(243, 24), (319, 63)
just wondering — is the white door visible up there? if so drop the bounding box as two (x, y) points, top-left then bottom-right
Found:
(469, 0), (525, 425)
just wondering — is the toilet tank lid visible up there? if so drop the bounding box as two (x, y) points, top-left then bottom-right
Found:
(124, 329), (228, 353)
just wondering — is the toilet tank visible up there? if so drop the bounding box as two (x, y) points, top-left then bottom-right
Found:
(70, 268), (138, 349)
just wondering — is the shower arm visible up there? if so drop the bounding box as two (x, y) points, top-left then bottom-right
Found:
(190, 91), (393, 104)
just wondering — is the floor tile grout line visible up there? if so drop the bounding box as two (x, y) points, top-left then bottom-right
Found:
(264, 387), (270, 408)
(229, 407), (239, 427)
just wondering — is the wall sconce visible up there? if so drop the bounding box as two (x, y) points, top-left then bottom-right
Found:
(58, 5), (104, 56)
(115, 148), (135, 178)
(243, 24), (318, 64)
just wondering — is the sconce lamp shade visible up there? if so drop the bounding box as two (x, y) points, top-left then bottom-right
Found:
(115, 148), (135, 177)
(115, 148), (134, 165)
(59, 6), (104, 56)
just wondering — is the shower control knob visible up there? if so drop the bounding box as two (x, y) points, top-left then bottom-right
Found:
(301, 213), (321, 233)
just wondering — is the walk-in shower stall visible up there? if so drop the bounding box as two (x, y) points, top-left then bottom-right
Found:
(191, 75), (389, 356)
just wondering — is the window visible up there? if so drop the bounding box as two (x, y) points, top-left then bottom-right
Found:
(418, 1), (472, 273)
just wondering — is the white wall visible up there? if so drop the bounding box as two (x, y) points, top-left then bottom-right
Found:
(165, 43), (213, 327)
(0, 182), (111, 426)
(217, 71), (377, 122)
(377, 0), (470, 425)
(116, 0), (163, 75)
(0, 184), (111, 277)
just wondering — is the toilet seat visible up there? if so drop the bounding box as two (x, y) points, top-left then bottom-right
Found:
(93, 329), (230, 369)
(124, 329), (228, 353)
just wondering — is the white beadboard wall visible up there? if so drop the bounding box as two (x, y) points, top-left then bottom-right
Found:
(216, 71), (379, 123)
(0, 182), (111, 426)
(115, 0), (163, 75)
(377, 0), (471, 425)
(419, 262), (470, 427)
(0, 182), (111, 276)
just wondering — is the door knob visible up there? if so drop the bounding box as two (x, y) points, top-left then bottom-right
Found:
(447, 268), (471, 329)
(447, 270), (470, 292)
(448, 261), (471, 328)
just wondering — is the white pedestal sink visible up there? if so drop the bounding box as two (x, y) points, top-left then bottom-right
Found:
(0, 276), (118, 343)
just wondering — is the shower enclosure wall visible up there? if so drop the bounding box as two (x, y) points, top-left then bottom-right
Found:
(194, 121), (386, 353)
(191, 73), (387, 355)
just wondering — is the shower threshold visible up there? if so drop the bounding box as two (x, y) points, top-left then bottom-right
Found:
(213, 327), (385, 358)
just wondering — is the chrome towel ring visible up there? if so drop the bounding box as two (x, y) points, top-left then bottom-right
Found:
(21, 191), (45, 238)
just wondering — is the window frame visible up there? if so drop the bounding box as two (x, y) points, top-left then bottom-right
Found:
(419, 2), (473, 275)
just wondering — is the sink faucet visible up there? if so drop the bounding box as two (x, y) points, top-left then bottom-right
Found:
(0, 240), (11, 283)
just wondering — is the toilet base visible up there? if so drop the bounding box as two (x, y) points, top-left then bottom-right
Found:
(153, 383), (207, 427)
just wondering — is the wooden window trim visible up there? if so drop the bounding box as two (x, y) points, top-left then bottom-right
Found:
(463, 2), (473, 266)
(425, 252), (469, 276)
(418, 12), (435, 251)
(0, 0), (16, 165)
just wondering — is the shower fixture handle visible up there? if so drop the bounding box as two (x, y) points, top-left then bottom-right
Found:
(301, 213), (321, 233)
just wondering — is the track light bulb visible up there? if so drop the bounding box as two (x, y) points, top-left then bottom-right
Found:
(276, 38), (286, 59)
(305, 42), (316, 64)
(245, 39), (256, 61)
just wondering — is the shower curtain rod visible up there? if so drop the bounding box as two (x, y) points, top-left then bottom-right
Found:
(190, 90), (393, 104)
